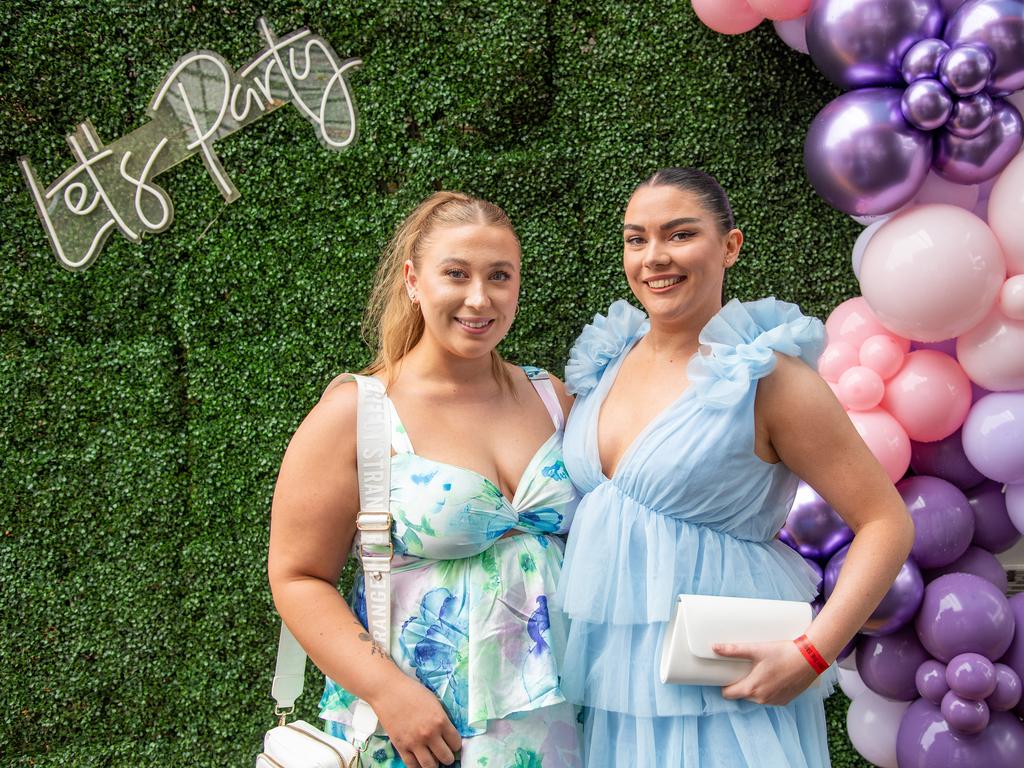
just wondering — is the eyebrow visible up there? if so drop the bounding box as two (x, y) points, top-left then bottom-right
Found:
(438, 257), (517, 269)
(623, 217), (702, 232)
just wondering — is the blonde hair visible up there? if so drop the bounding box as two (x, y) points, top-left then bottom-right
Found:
(361, 191), (519, 392)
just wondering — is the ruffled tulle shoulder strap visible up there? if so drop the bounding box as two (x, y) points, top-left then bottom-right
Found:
(565, 300), (649, 396)
(687, 298), (825, 409)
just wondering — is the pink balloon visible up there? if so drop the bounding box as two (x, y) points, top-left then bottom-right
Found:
(1000, 275), (1024, 321)
(747, 0), (810, 21)
(988, 152), (1024, 276)
(882, 351), (973, 442)
(773, 17), (808, 54)
(819, 340), (860, 382)
(956, 307), (1024, 392)
(860, 334), (906, 379)
(848, 408), (912, 483)
(826, 297), (910, 351)
(690, 0), (764, 34)
(859, 205), (1006, 342)
(914, 171), (980, 211)
(838, 366), (886, 411)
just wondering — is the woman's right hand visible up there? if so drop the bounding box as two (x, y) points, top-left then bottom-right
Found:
(369, 674), (462, 768)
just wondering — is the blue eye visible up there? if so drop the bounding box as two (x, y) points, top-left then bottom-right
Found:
(445, 268), (468, 279)
(491, 271), (512, 281)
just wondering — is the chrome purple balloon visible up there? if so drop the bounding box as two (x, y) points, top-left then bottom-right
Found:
(948, 92), (995, 137)
(941, 0), (972, 12)
(909, 428), (985, 490)
(782, 482), (853, 560)
(897, 699), (1024, 767)
(902, 38), (951, 82)
(945, 0), (1024, 97)
(899, 475), (975, 569)
(915, 573), (1015, 662)
(940, 43), (995, 97)
(857, 625), (932, 700)
(825, 545), (925, 635)
(807, 0), (945, 88)
(805, 88), (934, 215)
(934, 100), (1024, 183)
(902, 78), (956, 129)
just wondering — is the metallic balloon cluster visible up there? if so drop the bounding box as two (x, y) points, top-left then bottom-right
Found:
(802, 0), (1024, 215)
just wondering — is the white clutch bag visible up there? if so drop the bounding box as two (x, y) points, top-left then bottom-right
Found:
(257, 720), (359, 768)
(658, 594), (813, 687)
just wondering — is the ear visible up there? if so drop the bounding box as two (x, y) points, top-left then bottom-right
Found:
(723, 228), (743, 268)
(403, 259), (417, 294)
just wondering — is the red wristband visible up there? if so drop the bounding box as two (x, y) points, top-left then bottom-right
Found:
(793, 634), (830, 675)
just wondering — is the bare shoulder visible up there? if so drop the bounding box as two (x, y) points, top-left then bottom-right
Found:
(289, 376), (359, 460)
(546, 373), (575, 420)
(758, 353), (834, 413)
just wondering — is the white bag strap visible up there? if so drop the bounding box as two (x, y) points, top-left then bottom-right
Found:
(271, 374), (392, 745)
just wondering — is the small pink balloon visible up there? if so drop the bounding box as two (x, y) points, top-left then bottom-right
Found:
(956, 307), (1024, 392)
(838, 366), (886, 411)
(1000, 275), (1024, 320)
(826, 297), (910, 351)
(848, 408), (912, 483)
(690, 0), (764, 34)
(818, 340), (860, 383)
(882, 351), (973, 443)
(860, 334), (906, 379)
(747, 0), (809, 21)
(859, 205), (1006, 341)
(988, 152), (1024, 276)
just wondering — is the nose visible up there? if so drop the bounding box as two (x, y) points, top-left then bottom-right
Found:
(642, 239), (671, 270)
(464, 278), (492, 310)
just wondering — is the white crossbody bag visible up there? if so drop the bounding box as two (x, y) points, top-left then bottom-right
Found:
(257, 374), (393, 768)
(658, 594), (813, 687)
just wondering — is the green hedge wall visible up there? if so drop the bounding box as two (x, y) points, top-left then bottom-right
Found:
(0, 1), (866, 765)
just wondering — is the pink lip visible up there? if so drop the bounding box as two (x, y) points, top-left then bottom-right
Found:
(454, 318), (495, 335)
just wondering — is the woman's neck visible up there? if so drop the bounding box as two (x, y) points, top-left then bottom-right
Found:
(397, 338), (500, 396)
(643, 301), (723, 361)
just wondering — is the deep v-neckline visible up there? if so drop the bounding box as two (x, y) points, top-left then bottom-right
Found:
(594, 332), (698, 481)
(387, 397), (561, 509)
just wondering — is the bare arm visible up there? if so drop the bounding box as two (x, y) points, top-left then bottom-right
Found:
(717, 354), (913, 705)
(268, 379), (460, 767)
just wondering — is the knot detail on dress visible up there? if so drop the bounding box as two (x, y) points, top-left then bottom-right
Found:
(687, 297), (825, 409)
(565, 300), (649, 396)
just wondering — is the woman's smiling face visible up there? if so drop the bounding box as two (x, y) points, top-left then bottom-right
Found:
(622, 184), (742, 325)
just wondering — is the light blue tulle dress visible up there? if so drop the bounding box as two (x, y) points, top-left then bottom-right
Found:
(557, 298), (838, 768)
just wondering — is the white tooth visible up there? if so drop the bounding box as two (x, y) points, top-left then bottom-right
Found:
(649, 277), (682, 288)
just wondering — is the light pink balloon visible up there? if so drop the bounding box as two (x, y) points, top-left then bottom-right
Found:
(690, 0), (764, 34)
(846, 688), (909, 768)
(773, 17), (808, 54)
(882, 350), (973, 442)
(838, 366), (886, 411)
(913, 171), (980, 211)
(1001, 275), (1024, 321)
(859, 205), (1006, 342)
(988, 152), (1024, 276)
(819, 340), (860, 382)
(860, 334), (906, 379)
(852, 219), (887, 280)
(826, 297), (910, 351)
(848, 408), (912, 483)
(956, 307), (1024, 392)
(747, 0), (810, 20)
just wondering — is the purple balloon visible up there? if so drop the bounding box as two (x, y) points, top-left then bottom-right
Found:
(897, 699), (1024, 767)
(940, 43), (995, 96)
(942, 689), (991, 733)
(946, 652), (998, 699)
(857, 625), (933, 700)
(910, 337), (958, 356)
(989, 664), (1023, 711)
(934, 100), (1024, 183)
(942, 0), (972, 12)
(803, 556), (824, 593)
(902, 78), (956, 129)
(825, 545), (925, 635)
(899, 476), (975, 569)
(962, 392), (1024, 484)
(997, 593), (1024, 713)
(968, 480), (1022, 554)
(807, 0), (945, 89)
(927, 545), (1010, 593)
(918, 658), (951, 703)
(910, 428), (985, 489)
(915, 573), (1015, 662)
(945, 0), (1024, 97)
(782, 482), (853, 560)
(902, 38), (951, 82)
(948, 92), (995, 138)
(805, 88), (934, 215)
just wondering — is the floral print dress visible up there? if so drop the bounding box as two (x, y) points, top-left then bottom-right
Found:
(320, 367), (583, 768)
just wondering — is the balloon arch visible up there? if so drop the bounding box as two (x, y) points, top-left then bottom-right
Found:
(694, 1), (1024, 766)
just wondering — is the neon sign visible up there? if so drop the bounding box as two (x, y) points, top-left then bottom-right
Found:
(18, 18), (361, 271)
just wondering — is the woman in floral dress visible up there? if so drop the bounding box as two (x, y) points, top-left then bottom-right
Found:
(268, 192), (583, 768)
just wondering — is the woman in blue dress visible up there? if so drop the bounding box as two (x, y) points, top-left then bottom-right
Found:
(557, 168), (915, 767)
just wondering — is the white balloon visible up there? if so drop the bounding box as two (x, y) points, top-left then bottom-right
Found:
(852, 218), (887, 279)
(773, 17), (808, 54)
(838, 665), (870, 700)
(846, 690), (911, 768)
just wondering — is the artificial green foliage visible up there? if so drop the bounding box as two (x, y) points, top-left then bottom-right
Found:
(1, 1), (866, 765)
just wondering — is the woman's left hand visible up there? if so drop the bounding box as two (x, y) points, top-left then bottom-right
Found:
(713, 639), (822, 706)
